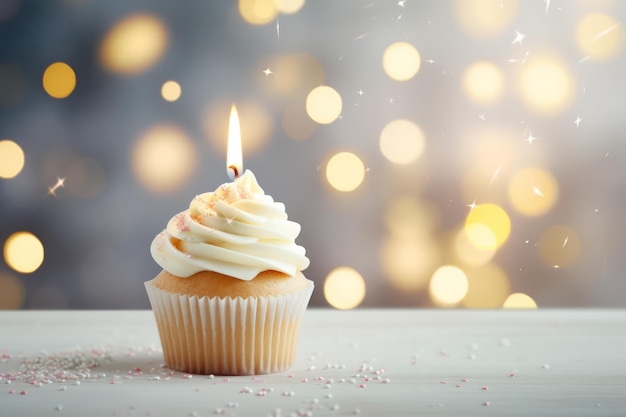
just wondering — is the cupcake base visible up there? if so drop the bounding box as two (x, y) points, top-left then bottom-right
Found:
(145, 279), (314, 375)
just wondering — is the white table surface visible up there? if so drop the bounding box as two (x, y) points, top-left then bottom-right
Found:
(1, 309), (625, 417)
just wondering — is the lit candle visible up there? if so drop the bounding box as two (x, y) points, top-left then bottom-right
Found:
(227, 104), (243, 180)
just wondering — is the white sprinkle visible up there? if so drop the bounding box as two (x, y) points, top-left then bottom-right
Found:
(59, 385), (67, 391)
(500, 338), (511, 347)
(331, 404), (340, 411)
(382, 378), (391, 384)
(227, 401), (239, 408)
(325, 393), (333, 399)
(541, 364), (550, 369)
(353, 409), (361, 415)
(72, 381), (80, 386)
(54, 405), (63, 411)
(208, 374), (215, 379)
(308, 365), (316, 371)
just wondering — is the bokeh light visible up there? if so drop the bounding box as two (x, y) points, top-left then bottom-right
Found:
(239, 0), (278, 25)
(324, 266), (366, 310)
(455, 0), (518, 37)
(100, 13), (168, 74)
(503, 292), (538, 309)
(508, 167), (558, 217)
(465, 204), (511, 249)
(462, 61), (504, 105)
(462, 263), (510, 308)
(203, 99), (273, 156)
(161, 80), (181, 102)
(382, 41), (421, 81)
(576, 13), (624, 60)
(538, 225), (580, 268)
(42, 62), (76, 99)
(379, 119), (426, 165)
(325, 151), (365, 192)
(0, 272), (24, 309)
(274, 0), (305, 14)
(454, 226), (496, 266)
(282, 101), (317, 140)
(518, 54), (574, 114)
(3, 231), (45, 274)
(306, 86), (342, 124)
(429, 265), (468, 306)
(0, 139), (25, 178)
(132, 124), (197, 193)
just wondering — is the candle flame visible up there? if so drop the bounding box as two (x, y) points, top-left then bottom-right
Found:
(227, 104), (243, 180)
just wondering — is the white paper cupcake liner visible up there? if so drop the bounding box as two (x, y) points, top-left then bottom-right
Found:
(145, 279), (313, 375)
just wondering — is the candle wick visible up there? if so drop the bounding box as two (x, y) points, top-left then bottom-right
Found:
(228, 165), (240, 180)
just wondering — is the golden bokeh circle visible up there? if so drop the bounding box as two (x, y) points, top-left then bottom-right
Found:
(0, 139), (25, 178)
(576, 13), (623, 60)
(3, 231), (45, 274)
(508, 167), (558, 217)
(379, 119), (426, 165)
(132, 124), (197, 193)
(161, 80), (182, 102)
(382, 42), (421, 81)
(429, 265), (468, 306)
(42, 62), (76, 99)
(324, 266), (366, 310)
(325, 151), (365, 192)
(306, 86), (342, 125)
(462, 61), (504, 105)
(517, 54), (574, 114)
(100, 14), (168, 74)
(465, 204), (511, 249)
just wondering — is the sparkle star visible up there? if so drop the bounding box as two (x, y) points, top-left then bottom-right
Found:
(357, 89), (364, 96)
(467, 200), (478, 210)
(574, 114), (582, 127)
(533, 187), (544, 197)
(525, 131), (537, 144)
(48, 177), (66, 196)
(398, 0), (406, 7)
(512, 30), (526, 46)
(263, 68), (273, 76)
(425, 59), (437, 64)
(478, 113), (486, 121)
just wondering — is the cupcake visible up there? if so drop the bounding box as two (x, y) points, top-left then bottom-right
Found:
(145, 170), (313, 376)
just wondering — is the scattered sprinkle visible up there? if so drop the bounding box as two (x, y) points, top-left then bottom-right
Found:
(483, 401), (491, 406)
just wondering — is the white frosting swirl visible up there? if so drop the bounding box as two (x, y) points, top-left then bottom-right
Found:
(150, 170), (310, 281)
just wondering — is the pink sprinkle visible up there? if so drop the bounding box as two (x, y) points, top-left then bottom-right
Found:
(135, 368), (142, 372)
(222, 378), (230, 383)
(461, 378), (469, 382)
(455, 385), (461, 388)
(509, 373), (516, 378)
(20, 390), (27, 395)
(183, 374), (193, 379)
(359, 384), (366, 389)
(301, 378), (308, 383)
(363, 377), (370, 382)
(288, 374), (294, 378)
(483, 401), (491, 406)
(8, 390), (16, 394)
(439, 381), (446, 384)
(481, 387), (489, 391)
(194, 388), (200, 392)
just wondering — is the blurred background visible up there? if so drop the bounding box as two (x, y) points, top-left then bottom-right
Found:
(1, 0), (625, 309)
